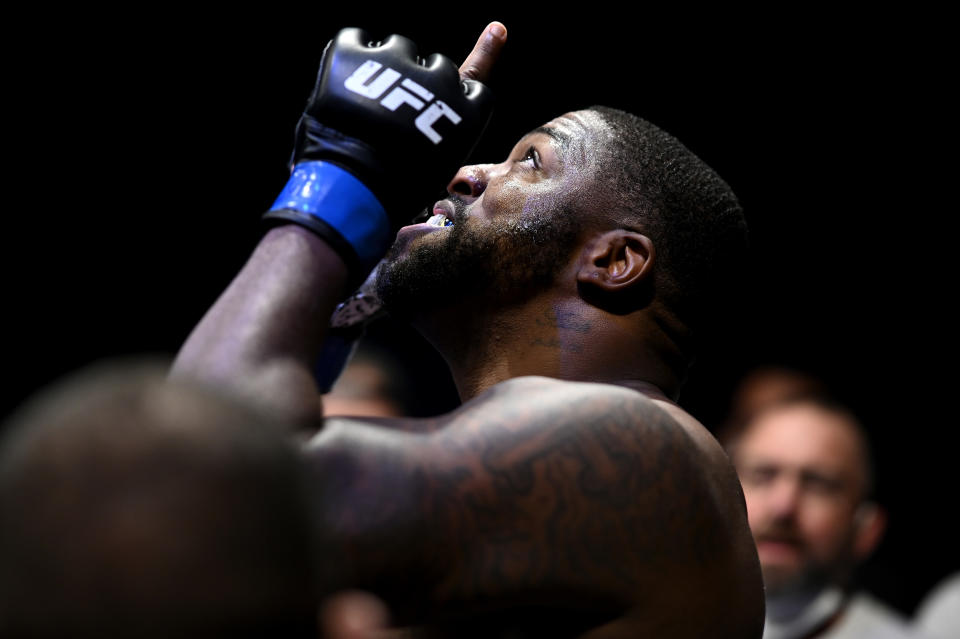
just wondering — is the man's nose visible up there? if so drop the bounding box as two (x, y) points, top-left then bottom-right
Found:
(447, 164), (493, 198)
(767, 477), (803, 520)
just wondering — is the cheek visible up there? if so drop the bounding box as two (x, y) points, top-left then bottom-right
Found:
(796, 502), (855, 551)
(484, 172), (578, 222)
(744, 500), (764, 531)
(483, 179), (530, 218)
(742, 488), (772, 527)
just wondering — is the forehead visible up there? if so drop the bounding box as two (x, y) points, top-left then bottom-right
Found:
(739, 404), (865, 473)
(528, 110), (610, 154)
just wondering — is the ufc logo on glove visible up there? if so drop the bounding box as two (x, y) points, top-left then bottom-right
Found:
(264, 27), (492, 276)
(344, 60), (462, 144)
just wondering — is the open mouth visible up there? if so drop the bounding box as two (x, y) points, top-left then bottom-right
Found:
(410, 199), (459, 229)
(426, 212), (454, 227)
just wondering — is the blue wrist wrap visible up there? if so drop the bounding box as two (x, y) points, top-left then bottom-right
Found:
(270, 161), (390, 271)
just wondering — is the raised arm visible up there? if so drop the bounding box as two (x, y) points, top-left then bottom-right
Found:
(170, 23), (506, 425)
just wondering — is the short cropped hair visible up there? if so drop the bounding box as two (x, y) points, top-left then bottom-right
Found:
(588, 106), (749, 328)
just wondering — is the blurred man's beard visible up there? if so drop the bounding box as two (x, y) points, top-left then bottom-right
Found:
(375, 200), (582, 321)
(760, 541), (857, 599)
(762, 560), (833, 598)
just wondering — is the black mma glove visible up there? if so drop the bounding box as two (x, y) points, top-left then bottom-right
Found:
(265, 27), (494, 281)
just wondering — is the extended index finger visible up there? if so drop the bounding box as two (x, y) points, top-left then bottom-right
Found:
(458, 22), (507, 84)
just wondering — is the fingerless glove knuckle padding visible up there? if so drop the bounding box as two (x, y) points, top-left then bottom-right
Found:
(266, 28), (493, 279)
(301, 28), (491, 197)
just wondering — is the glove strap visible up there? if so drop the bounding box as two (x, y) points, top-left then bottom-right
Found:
(265, 161), (390, 275)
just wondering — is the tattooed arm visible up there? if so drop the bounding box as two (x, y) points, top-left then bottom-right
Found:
(302, 376), (763, 637)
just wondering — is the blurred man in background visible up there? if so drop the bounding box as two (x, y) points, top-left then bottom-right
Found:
(726, 395), (921, 638)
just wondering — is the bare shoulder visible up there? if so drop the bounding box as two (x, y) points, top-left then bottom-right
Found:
(434, 376), (764, 637)
(305, 376), (764, 637)
(451, 376), (752, 538)
(449, 375), (680, 434)
(449, 375), (730, 474)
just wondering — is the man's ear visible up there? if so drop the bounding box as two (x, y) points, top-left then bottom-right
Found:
(576, 230), (655, 313)
(852, 501), (887, 561)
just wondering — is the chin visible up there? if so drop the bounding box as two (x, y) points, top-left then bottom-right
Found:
(761, 568), (800, 595)
(763, 562), (835, 600)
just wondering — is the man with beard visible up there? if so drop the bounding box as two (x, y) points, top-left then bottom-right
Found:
(172, 22), (764, 638)
(727, 397), (919, 638)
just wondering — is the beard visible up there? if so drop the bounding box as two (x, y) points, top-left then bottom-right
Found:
(375, 196), (582, 321)
(761, 554), (835, 598)
(755, 525), (858, 599)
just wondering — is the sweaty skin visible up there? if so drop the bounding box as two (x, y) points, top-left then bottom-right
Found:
(172, 22), (764, 638)
(307, 377), (762, 637)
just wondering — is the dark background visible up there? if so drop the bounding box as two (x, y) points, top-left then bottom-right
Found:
(5, 6), (953, 618)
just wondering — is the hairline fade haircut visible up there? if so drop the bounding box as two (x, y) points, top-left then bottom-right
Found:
(585, 106), (749, 331)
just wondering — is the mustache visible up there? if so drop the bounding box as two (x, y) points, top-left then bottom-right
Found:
(754, 524), (805, 547)
(447, 195), (470, 223)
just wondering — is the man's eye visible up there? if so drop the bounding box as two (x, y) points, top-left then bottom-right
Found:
(802, 474), (844, 496)
(522, 146), (540, 169)
(741, 466), (777, 486)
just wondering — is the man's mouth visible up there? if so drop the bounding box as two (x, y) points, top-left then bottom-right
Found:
(428, 198), (459, 227)
(411, 202), (454, 228)
(426, 212), (454, 227)
(755, 531), (806, 560)
(407, 197), (468, 234)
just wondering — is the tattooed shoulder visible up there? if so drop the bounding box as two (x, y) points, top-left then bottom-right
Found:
(302, 377), (762, 634)
(421, 378), (747, 606)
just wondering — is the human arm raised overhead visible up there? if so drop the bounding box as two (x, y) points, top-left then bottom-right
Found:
(170, 23), (506, 425)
